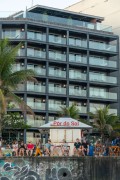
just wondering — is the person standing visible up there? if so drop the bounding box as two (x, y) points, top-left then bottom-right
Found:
(34, 141), (42, 157)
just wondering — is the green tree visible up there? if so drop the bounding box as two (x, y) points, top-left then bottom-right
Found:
(0, 39), (36, 137)
(2, 112), (31, 130)
(89, 106), (119, 142)
(59, 103), (80, 119)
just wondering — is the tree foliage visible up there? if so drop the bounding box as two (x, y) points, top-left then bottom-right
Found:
(2, 112), (31, 129)
(59, 103), (80, 119)
(0, 39), (36, 136)
(89, 105), (119, 141)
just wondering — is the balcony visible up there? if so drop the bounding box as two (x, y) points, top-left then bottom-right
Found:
(13, 63), (24, 72)
(27, 64), (46, 76)
(69, 87), (86, 97)
(69, 37), (87, 48)
(27, 115), (45, 127)
(89, 57), (117, 68)
(90, 91), (117, 100)
(49, 34), (66, 44)
(90, 107), (117, 115)
(27, 31), (46, 41)
(49, 68), (66, 78)
(49, 51), (66, 61)
(17, 49), (25, 56)
(89, 41), (117, 52)
(69, 102), (87, 113)
(69, 70), (86, 81)
(27, 83), (46, 93)
(17, 83), (25, 91)
(69, 54), (87, 64)
(26, 12), (112, 33)
(49, 84), (66, 95)
(27, 100), (46, 110)
(48, 104), (66, 111)
(27, 48), (46, 59)
(2, 29), (25, 39)
(89, 73), (117, 84)
(48, 116), (56, 122)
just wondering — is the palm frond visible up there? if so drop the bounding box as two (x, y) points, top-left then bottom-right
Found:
(4, 69), (37, 90)
(7, 91), (34, 115)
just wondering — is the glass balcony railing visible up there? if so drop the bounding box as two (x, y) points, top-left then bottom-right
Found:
(27, 31), (46, 41)
(69, 102), (87, 113)
(89, 57), (117, 68)
(76, 106), (87, 113)
(90, 107), (117, 115)
(49, 34), (66, 44)
(27, 101), (46, 110)
(27, 48), (46, 58)
(90, 91), (117, 100)
(69, 71), (86, 81)
(69, 38), (87, 48)
(89, 73), (117, 84)
(69, 88), (86, 97)
(2, 30), (25, 39)
(48, 104), (66, 111)
(49, 85), (66, 95)
(27, 83), (46, 93)
(49, 68), (66, 78)
(12, 64), (25, 72)
(69, 54), (87, 64)
(35, 68), (46, 76)
(48, 116), (56, 122)
(27, 65), (46, 76)
(17, 49), (25, 56)
(26, 12), (112, 32)
(49, 51), (66, 61)
(27, 116), (45, 127)
(89, 41), (117, 52)
(17, 84), (25, 91)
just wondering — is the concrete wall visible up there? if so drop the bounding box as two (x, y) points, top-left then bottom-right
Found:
(0, 157), (120, 180)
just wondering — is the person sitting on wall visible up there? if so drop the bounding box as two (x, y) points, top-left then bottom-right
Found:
(19, 141), (26, 157)
(26, 141), (34, 156)
(44, 139), (52, 156)
(73, 138), (82, 156)
(82, 140), (89, 156)
(61, 139), (69, 156)
(95, 140), (103, 157)
(12, 141), (19, 157)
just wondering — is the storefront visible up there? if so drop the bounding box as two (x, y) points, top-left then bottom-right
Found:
(40, 117), (92, 155)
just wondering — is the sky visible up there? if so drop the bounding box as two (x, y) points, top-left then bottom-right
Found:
(0, 0), (79, 17)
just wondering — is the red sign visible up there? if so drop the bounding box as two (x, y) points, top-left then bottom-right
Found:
(50, 121), (79, 127)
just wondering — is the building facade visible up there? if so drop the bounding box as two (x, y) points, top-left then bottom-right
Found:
(0, 5), (119, 142)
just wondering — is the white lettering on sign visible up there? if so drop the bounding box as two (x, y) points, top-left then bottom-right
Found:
(50, 121), (79, 127)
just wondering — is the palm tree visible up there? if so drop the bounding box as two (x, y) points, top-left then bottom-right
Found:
(59, 103), (80, 119)
(89, 106), (119, 142)
(0, 39), (36, 137)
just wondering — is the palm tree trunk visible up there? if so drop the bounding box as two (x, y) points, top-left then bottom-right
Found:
(0, 113), (2, 138)
(101, 130), (104, 143)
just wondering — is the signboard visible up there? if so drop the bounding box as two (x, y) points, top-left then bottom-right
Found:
(50, 120), (79, 127)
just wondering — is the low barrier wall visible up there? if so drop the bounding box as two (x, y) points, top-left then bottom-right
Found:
(0, 157), (120, 180)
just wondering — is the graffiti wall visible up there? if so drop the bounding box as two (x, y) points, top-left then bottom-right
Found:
(0, 157), (120, 180)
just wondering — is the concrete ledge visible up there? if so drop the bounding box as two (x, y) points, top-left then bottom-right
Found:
(0, 157), (120, 179)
